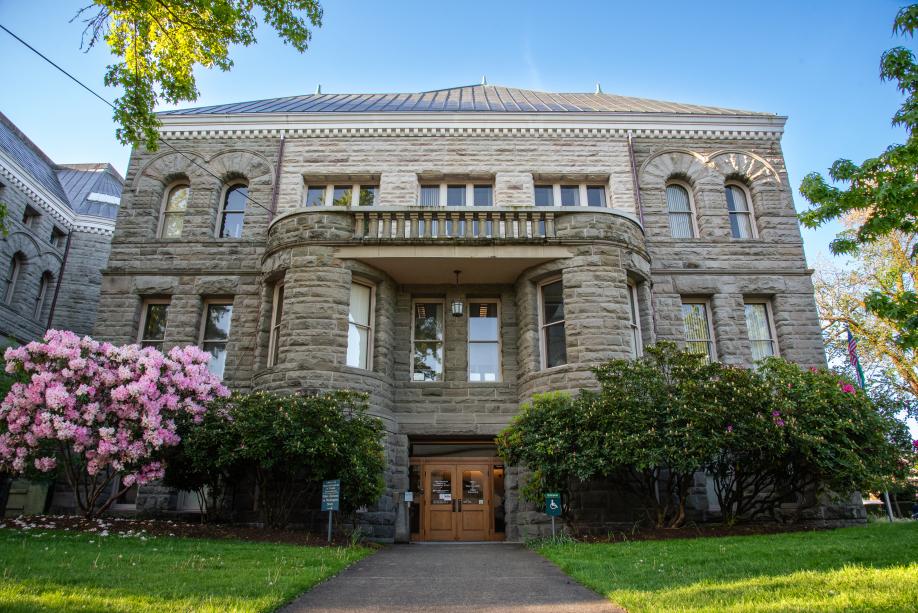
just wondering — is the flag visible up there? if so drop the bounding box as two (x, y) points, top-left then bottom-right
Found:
(846, 327), (866, 388)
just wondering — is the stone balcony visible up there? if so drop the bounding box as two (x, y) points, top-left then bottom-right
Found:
(351, 206), (557, 241)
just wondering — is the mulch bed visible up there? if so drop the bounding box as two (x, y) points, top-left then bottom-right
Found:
(0, 514), (359, 547)
(576, 521), (835, 543)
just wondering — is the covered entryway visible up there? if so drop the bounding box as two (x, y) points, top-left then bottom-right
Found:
(409, 440), (505, 542)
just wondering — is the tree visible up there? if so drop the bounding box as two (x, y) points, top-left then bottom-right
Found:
(75, 1), (323, 150)
(0, 330), (228, 518)
(799, 5), (918, 349)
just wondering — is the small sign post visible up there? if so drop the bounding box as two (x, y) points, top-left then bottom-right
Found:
(545, 492), (561, 538)
(321, 479), (340, 543)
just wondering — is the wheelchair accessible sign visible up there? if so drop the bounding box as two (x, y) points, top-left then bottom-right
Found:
(545, 492), (561, 517)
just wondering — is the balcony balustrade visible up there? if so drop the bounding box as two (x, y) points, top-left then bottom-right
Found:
(351, 207), (556, 240)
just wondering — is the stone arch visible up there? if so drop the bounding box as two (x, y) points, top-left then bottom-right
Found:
(639, 148), (711, 188)
(705, 150), (784, 191)
(206, 149), (274, 185)
(132, 150), (213, 193)
(3, 231), (42, 261)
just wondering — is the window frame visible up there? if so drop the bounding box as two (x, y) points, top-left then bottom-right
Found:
(34, 271), (53, 320)
(21, 206), (40, 230)
(50, 226), (67, 248)
(533, 183), (609, 208)
(137, 297), (171, 351)
(267, 281), (285, 367)
(215, 181), (249, 239)
(410, 298), (446, 382)
(743, 299), (779, 360)
(157, 181), (190, 239)
(304, 182), (380, 207)
(110, 474), (139, 511)
(680, 298), (716, 362)
(467, 299), (502, 383)
(725, 181), (757, 239)
(538, 276), (567, 370)
(198, 298), (234, 380)
(4, 254), (23, 305)
(627, 281), (643, 358)
(347, 279), (376, 370)
(417, 182), (495, 207)
(665, 180), (699, 238)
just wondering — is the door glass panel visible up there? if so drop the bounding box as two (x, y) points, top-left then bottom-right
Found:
(409, 464), (421, 534)
(462, 470), (485, 505)
(493, 466), (505, 533)
(430, 470), (452, 505)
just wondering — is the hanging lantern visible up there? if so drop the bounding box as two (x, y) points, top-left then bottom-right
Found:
(451, 270), (464, 317)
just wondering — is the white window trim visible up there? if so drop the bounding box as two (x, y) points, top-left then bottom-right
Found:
(137, 298), (171, 348)
(410, 298), (446, 382)
(4, 255), (22, 305)
(538, 276), (567, 370)
(681, 298), (717, 362)
(744, 299), (780, 358)
(215, 181), (249, 238)
(198, 298), (234, 379)
(418, 182), (495, 207)
(627, 281), (643, 358)
(347, 278), (376, 370)
(305, 183), (380, 207)
(467, 298), (502, 383)
(157, 181), (190, 239)
(533, 183), (609, 208)
(665, 180), (700, 238)
(267, 281), (285, 367)
(725, 181), (758, 239)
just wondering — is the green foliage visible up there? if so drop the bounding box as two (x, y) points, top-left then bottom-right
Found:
(76, 1), (323, 150)
(799, 5), (918, 349)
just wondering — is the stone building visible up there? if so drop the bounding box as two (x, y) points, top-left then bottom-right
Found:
(90, 84), (830, 540)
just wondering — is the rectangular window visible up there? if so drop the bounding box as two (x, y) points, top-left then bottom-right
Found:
(331, 185), (352, 206)
(540, 280), (567, 368)
(358, 185), (378, 206)
(560, 185), (580, 207)
(534, 185), (554, 206)
(468, 301), (500, 382)
(420, 185), (441, 207)
(138, 299), (170, 351)
(745, 302), (777, 361)
(200, 301), (233, 379)
(628, 283), (643, 358)
(412, 301), (444, 381)
(347, 282), (374, 369)
(681, 301), (714, 361)
(473, 185), (493, 207)
(305, 186), (326, 207)
(22, 206), (40, 229)
(446, 184), (466, 206)
(586, 186), (606, 207)
(267, 282), (285, 367)
(726, 185), (754, 239)
(421, 183), (495, 207)
(534, 183), (608, 207)
(50, 227), (67, 248)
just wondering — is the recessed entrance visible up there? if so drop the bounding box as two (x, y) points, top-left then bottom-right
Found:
(409, 440), (505, 542)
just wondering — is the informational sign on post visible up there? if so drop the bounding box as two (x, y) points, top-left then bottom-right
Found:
(545, 492), (561, 538)
(322, 479), (340, 542)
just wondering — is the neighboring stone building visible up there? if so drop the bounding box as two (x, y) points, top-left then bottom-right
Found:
(88, 84), (834, 539)
(0, 112), (121, 345)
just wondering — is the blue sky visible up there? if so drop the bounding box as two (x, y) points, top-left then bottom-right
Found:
(0, 0), (912, 264)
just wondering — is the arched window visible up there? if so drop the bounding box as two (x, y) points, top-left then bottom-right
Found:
(665, 183), (695, 238)
(159, 184), (189, 238)
(34, 271), (53, 320)
(4, 253), (24, 305)
(218, 184), (248, 239)
(725, 183), (755, 239)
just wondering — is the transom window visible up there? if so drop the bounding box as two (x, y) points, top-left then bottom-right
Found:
(159, 184), (189, 238)
(533, 184), (608, 208)
(412, 301), (444, 381)
(627, 282), (643, 358)
(218, 184), (247, 238)
(666, 183), (695, 238)
(725, 183), (755, 239)
(267, 282), (284, 367)
(347, 282), (374, 370)
(138, 299), (170, 351)
(744, 301), (777, 361)
(200, 301), (233, 379)
(468, 301), (500, 382)
(681, 301), (714, 361)
(305, 183), (378, 207)
(540, 279), (567, 368)
(419, 183), (494, 207)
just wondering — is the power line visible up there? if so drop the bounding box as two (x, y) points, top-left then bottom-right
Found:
(0, 22), (276, 217)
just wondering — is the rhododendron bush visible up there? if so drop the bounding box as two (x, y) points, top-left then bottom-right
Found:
(0, 330), (228, 518)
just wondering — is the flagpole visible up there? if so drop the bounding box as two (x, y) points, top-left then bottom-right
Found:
(847, 327), (895, 523)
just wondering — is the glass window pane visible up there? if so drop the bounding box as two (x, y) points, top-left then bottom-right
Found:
(413, 341), (443, 381)
(204, 304), (232, 341)
(413, 303), (443, 340)
(220, 212), (245, 238)
(359, 186), (378, 206)
(586, 186), (606, 207)
(273, 285), (284, 323)
(349, 284), (372, 327)
(681, 303), (710, 342)
(420, 185), (440, 206)
(462, 470), (485, 504)
(560, 185), (580, 206)
(669, 212), (694, 238)
(446, 185), (466, 206)
(469, 303), (498, 341)
(142, 303), (168, 342)
(429, 470), (452, 505)
(162, 213), (184, 238)
(224, 186), (247, 212)
(203, 341), (227, 378)
(534, 185), (554, 206)
(666, 185), (691, 212)
(474, 185), (493, 207)
(332, 185), (352, 206)
(725, 185), (749, 212)
(542, 281), (564, 324)
(745, 303), (775, 361)
(166, 186), (189, 212)
(544, 323), (567, 368)
(469, 343), (499, 382)
(305, 186), (326, 206)
(730, 211), (753, 239)
(347, 324), (370, 369)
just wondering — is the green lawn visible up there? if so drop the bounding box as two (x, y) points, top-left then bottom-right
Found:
(0, 528), (371, 612)
(538, 522), (918, 613)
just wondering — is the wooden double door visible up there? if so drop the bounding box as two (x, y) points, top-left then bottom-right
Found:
(422, 462), (491, 541)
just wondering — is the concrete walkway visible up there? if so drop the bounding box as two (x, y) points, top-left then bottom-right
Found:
(282, 543), (623, 613)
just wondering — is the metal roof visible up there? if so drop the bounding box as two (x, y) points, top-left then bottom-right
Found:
(159, 84), (773, 117)
(0, 113), (122, 220)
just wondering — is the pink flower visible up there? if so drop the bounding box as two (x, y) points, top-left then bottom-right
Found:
(726, 424), (734, 433)
(839, 382), (856, 394)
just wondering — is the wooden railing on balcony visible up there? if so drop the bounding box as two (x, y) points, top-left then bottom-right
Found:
(352, 208), (556, 240)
